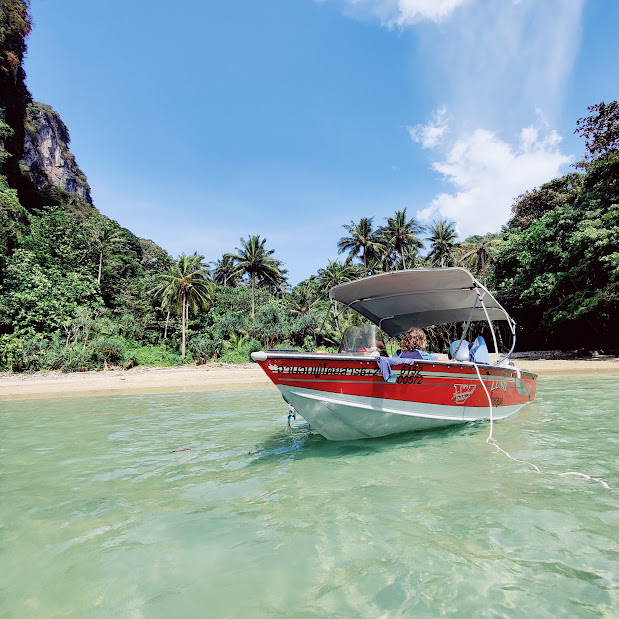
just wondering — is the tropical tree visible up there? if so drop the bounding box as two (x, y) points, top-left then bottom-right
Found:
(337, 217), (384, 276)
(574, 100), (619, 164)
(89, 221), (124, 285)
(285, 279), (323, 316)
(212, 253), (241, 287)
(316, 259), (360, 294)
(426, 220), (458, 267)
(379, 208), (425, 270)
(153, 253), (212, 358)
(230, 235), (286, 317)
(458, 234), (502, 284)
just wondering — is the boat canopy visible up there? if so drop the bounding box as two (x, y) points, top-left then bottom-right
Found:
(329, 267), (512, 337)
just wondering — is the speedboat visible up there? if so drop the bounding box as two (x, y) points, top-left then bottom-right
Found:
(251, 268), (537, 440)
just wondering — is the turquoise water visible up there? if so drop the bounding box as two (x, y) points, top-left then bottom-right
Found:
(1, 376), (618, 616)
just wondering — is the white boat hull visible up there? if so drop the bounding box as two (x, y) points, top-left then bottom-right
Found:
(279, 385), (527, 441)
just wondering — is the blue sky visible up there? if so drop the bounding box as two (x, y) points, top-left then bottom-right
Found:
(24, 0), (618, 284)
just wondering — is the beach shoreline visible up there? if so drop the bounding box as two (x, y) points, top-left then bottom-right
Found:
(1, 356), (618, 401)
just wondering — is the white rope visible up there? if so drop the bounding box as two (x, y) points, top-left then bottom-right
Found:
(473, 363), (615, 489)
(474, 362), (542, 474)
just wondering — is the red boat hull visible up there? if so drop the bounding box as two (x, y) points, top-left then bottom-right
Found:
(253, 352), (537, 440)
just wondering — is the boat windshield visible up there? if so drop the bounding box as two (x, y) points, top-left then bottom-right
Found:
(338, 324), (386, 356)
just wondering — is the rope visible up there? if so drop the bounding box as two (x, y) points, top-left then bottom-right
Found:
(473, 362), (614, 490)
(473, 362), (542, 474)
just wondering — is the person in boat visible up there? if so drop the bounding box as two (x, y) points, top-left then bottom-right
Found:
(399, 328), (437, 361)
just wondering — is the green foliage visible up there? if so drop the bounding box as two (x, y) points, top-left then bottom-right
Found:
(0, 0), (31, 75)
(338, 216), (384, 275)
(377, 208), (425, 270)
(188, 334), (221, 363)
(2, 248), (103, 336)
(494, 157), (619, 349)
(153, 252), (212, 358)
(229, 235), (287, 316)
(125, 342), (184, 367)
(218, 338), (261, 364)
(508, 174), (584, 231)
(575, 101), (619, 164)
(250, 302), (289, 349)
(426, 219), (457, 267)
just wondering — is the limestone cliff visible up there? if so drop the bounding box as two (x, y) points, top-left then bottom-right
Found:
(21, 101), (93, 204)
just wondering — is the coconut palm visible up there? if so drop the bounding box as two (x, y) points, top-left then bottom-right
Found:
(286, 279), (323, 316)
(379, 209), (425, 270)
(154, 253), (212, 358)
(230, 235), (286, 317)
(90, 222), (124, 285)
(338, 217), (384, 276)
(212, 253), (241, 287)
(459, 234), (501, 284)
(316, 259), (360, 294)
(426, 220), (458, 267)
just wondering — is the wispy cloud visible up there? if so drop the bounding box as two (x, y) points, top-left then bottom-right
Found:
(407, 107), (449, 148)
(317, 0), (469, 27)
(417, 0), (585, 129)
(417, 124), (573, 238)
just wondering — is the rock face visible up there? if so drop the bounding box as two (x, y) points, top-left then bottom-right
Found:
(22, 101), (93, 204)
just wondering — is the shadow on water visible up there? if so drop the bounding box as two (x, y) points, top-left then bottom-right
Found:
(249, 416), (488, 462)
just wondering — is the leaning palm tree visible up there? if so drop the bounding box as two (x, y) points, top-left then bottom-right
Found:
(337, 217), (384, 276)
(379, 209), (425, 270)
(153, 253), (212, 358)
(230, 235), (286, 317)
(426, 220), (458, 267)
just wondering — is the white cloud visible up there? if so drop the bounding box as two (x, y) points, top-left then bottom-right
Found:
(393, 0), (470, 25)
(320, 0), (469, 27)
(407, 107), (449, 148)
(417, 126), (573, 238)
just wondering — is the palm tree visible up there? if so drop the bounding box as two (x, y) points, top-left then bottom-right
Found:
(230, 235), (286, 317)
(379, 209), (425, 270)
(459, 234), (501, 284)
(91, 223), (124, 285)
(426, 220), (458, 267)
(212, 253), (240, 287)
(154, 253), (212, 358)
(316, 259), (360, 294)
(338, 217), (384, 276)
(286, 279), (323, 316)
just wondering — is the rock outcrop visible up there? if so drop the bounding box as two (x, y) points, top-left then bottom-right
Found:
(21, 101), (93, 204)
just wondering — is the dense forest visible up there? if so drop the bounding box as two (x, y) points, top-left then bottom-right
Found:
(0, 1), (617, 372)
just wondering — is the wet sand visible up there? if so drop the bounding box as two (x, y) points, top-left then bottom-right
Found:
(1, 357), (618, 400)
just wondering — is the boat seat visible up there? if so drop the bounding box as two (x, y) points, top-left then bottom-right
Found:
(470, 336), (491, 364)
(449, 340), (470, 362)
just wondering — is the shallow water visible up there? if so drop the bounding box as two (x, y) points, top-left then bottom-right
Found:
(1, 376), (618, 616)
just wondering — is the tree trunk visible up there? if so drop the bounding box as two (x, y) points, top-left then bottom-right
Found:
(97, 250), (103, 285)
(181, 293), (186, 359)
(251, 274), (256, 317)
(401, 249), (407, 270)
(163, 310), (170, 340)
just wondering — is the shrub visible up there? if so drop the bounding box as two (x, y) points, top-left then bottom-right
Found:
(188, 334), (221, 364)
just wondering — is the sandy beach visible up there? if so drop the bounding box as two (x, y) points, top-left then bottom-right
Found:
(1, 356), (617, 400)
